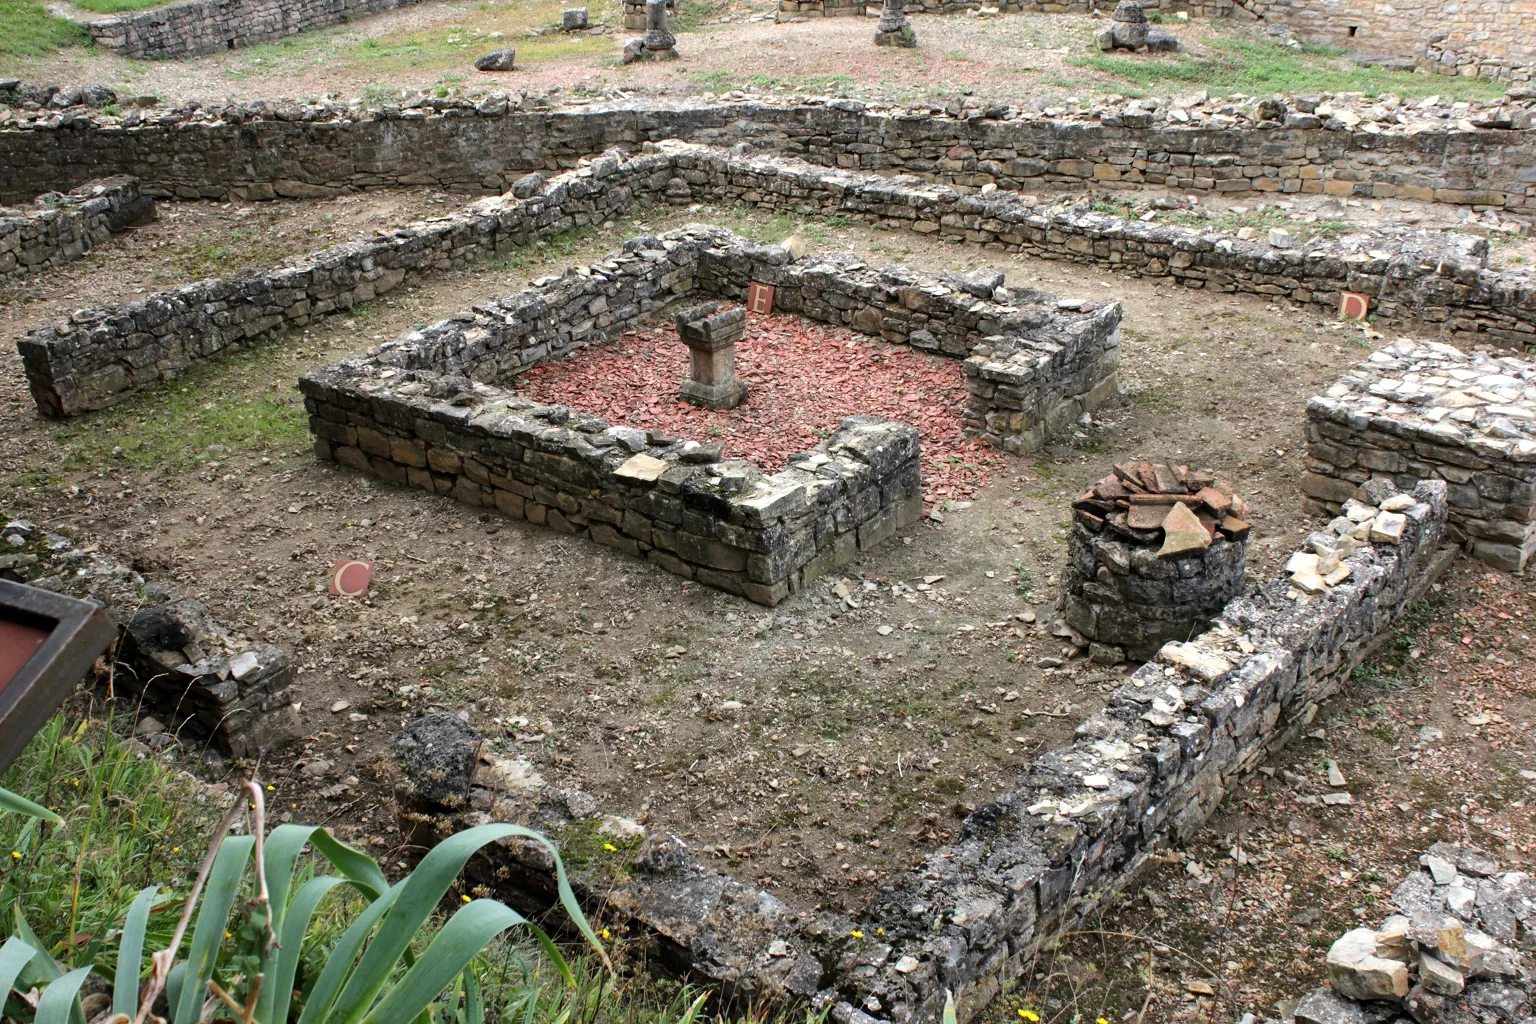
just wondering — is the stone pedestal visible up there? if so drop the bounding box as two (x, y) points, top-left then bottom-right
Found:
(1065, 523), (1247, 661)
(677, 301), (748, 410)
(874, 0), (915, 46)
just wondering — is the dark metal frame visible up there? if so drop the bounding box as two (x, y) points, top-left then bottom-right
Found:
(0, 579), (116, 775)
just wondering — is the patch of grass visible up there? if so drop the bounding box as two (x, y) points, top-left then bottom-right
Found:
(67, 0), (167, 14)
(52, 350), (310, 471)
(0, 715), (213, 975)
(1162, 205), (1353, 241)
(1070, 37), (1506, 101)
(0, 0), (90, 56)
(221, 0), (611, 81)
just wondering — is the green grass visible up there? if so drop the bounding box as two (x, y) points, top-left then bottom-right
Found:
(1, 712), (810, 1024)
(1, 715), (214, 976)
(51, 349), (310, 471)
(66, 0), (169, 14)
(222, 0), (612, 82)
(0, 0), (89, 57)
(1071, 37), (1507, 101)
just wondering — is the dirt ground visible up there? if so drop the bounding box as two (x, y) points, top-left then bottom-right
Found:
(1, 184), (1434, 924)
(8, 0), (1505, 114)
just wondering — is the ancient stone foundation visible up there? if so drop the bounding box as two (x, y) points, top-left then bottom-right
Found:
(33, 139), (1534, 423)
(1, 176), (153, 283)
(390, 482), (1453, 1022)
(0, 521), (298, 757)
(85, 0), (428, 58)
(1304, 339), (1536, 571)
(300, 222), (1116, 603)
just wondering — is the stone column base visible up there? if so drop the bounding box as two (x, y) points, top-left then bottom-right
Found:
(681, 378), (749, 410)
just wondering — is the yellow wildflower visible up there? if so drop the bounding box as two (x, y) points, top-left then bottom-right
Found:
(1018, 1011), (1039, 1022)
(462, 895), (471, 903)
(603, 843), (618, 852)
(850, 930), (864, 939)
(599, 929), (612, 941)
(9, 851), (19, 860)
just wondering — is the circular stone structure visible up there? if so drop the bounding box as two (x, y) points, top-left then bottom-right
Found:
(1064, 462), (1250, 661)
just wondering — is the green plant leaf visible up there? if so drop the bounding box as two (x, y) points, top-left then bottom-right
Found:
(943, 989), (958, 1024)
(309, 828), (388, 900)
(258, 875), (346, 1024)
(463, 965), (483, 1024)
(14, 907), (60, 987)
(295, 883), (401, 1024)
(112, 885), (160, 1019)
(34, 965), (92, 1024)
(0, 785), (62, 824)
(0, 935), (41, 1007)
(326, 824), (597, 1024)
(172, 834), (255, 1024)
(359, 901), (526, 1024)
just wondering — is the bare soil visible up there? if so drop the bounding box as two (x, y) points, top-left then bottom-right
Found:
(1, 188), (1415, 920)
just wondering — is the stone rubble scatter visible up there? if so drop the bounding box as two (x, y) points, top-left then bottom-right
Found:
(0, 519), (297, 757)
(1287, 842), (1534, 1024)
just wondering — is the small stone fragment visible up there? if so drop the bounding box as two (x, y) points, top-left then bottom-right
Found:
(1158, 501), (1211, 557)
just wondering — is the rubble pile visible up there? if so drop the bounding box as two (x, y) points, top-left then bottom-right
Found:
(1288, 478), (1419, 597)
(1290, 843), (1534, 1024)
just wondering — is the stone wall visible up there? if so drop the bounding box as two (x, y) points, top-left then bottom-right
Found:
(3, 98), (1535, 213)
(300, 222), (1118, 602)
(845, 479), (1450, 1021)
(0, 176), (153, 283)
(19, 140), (1534, 420)
(0, 519), (299, 757)
(1232, 0), (1536, 77)
(85, 0), (426, 59)
(1303, 339), (1536, 571)
(388, 481), (1452, 1022)
(16, 149), (668, 417)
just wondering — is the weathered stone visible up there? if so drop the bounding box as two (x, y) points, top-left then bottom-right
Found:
(473, 48), (517, 71)
(393, 713), (481, 807)
(1326, 928), (1411, 1001)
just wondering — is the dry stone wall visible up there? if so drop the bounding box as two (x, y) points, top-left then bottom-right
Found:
(1, 176), (154, 282)
(1304, 339), (1536, 571)
(3, 99), (1535, 213)
(1232, 0), (1536, 79)
(390, 480), (1452, 1022)
(85, 0), (426, 59)
(300, 222), (1118, 602)
(18, 140), (1535, 421)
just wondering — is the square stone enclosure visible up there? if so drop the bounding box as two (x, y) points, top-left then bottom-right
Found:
(301, 225), (1121, 604)
(1304, 339), (1536, 571)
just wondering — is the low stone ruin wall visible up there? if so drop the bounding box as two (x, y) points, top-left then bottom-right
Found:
(16, 149), (669, 417)
(21, 140), (1530, 422)
(1, 176), (153, 283)
(0, 519), (298, 757)
(665, 144), (1536, 349)
(300, 223), (1118, 602)
(3, 97), (1534, 212)
(388, 482), (1453, 1021)
(85, 0), (426, 59)
(1304, 339), (1536, 571)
